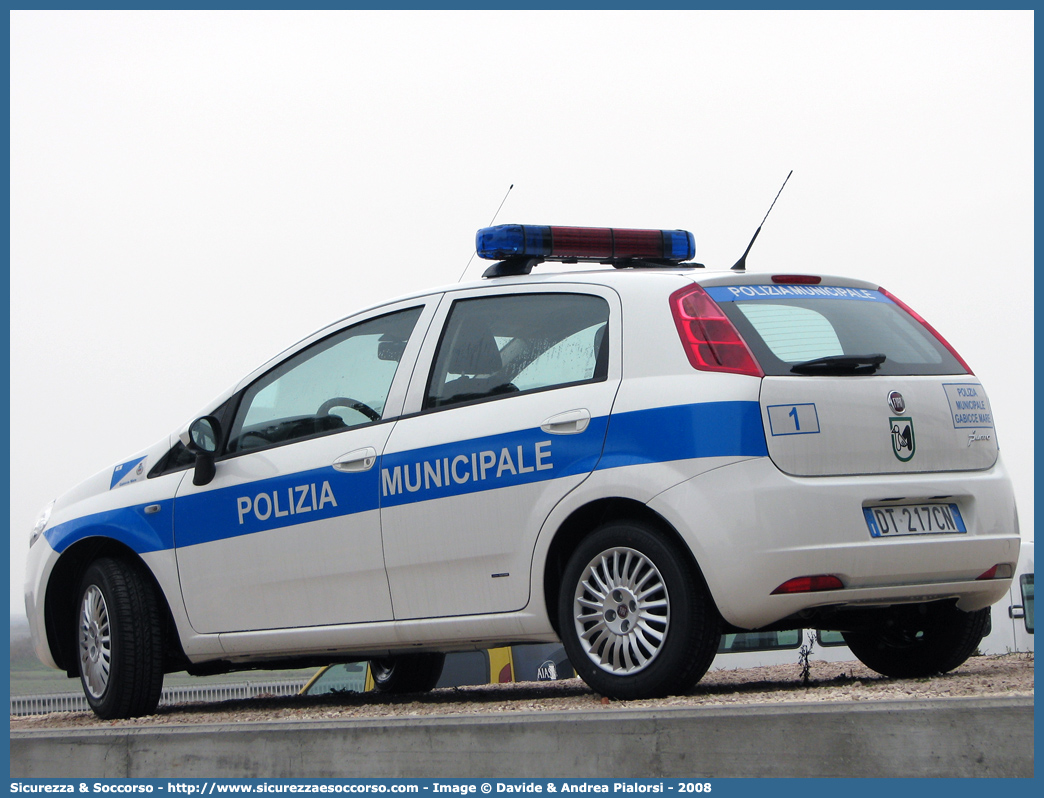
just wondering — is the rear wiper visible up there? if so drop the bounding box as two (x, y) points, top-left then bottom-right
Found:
(790, 353), (886, 375)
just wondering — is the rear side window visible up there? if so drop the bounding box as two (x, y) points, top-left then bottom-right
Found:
(708, 287), (968, 377)
(425, 293), (610, 410)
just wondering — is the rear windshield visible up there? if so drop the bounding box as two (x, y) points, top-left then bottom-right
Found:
(706, 286), (967, 377)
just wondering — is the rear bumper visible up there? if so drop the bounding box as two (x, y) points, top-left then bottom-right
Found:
(649, 456), (1020, 629)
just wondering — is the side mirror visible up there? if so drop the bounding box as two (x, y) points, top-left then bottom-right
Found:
(186, 416), (222, 486)
(187, 416), (220, 454)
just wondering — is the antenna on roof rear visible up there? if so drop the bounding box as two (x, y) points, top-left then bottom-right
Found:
(459, 184), (514, 282)
(732, 170), (792, 271)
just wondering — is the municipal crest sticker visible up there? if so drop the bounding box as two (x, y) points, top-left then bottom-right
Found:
(889, 417), (915, 462)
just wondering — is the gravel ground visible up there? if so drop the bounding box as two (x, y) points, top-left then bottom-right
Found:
(10, 652), (1032, 731)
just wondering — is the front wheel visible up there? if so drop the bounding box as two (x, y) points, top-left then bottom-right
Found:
(558, 521), (720, 700)
(370, 653), (446, 694)
(76, 558), (165, 719)
(842, 601), (990, 679)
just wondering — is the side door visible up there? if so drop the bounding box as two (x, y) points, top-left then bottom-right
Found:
(173, 300), (435, 634)
(379, 285), (622, 620)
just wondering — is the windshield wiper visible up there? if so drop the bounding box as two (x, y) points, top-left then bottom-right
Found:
(790, 353), (886, 375)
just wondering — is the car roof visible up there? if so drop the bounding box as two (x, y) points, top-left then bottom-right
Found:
(443, 265), (880, 295)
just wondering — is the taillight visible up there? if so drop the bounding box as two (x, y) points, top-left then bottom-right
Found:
(771, 575), (844, 595)
(879, 287), (973, 374)
(977, 564), (1014, 580)
(669, 284), (763, 377)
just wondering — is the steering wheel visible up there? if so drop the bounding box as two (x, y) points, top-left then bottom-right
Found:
(317, 397), (381, 422)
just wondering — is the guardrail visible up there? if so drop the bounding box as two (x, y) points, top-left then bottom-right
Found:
(10, 680), (308, 716)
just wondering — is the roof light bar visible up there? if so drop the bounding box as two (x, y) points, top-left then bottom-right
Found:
(477, 224), (696, 263)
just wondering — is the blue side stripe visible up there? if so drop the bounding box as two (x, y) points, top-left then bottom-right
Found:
(173, 466), (380, 548)
(45, 501), (175, 555)
(599, 401), (767, 467)
(43, 400), (767, 554)
(379, 417), (610, 509)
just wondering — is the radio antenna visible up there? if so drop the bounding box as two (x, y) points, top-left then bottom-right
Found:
(732, 170), (792, 271)
(459, 183), (514, 282)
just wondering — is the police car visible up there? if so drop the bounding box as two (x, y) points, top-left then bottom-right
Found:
(24, 224), (1020, 718)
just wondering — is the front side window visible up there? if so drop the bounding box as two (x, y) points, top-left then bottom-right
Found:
(425, 293), (610, 410)
(227, 307), (422, 453)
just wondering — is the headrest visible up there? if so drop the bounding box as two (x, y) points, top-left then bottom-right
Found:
(446, 325), (503, 375)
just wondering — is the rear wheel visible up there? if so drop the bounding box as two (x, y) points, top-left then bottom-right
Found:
(558, 521), (720, 699)
(842, 601), (990, 679)
(76, 558), (165, 719)
(370, 653), (446, 693)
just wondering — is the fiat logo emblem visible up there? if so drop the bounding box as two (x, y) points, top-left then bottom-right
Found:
(888, 391), (906, 414)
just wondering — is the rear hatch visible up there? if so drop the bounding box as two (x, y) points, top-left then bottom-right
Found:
(704, 279), (998, 477)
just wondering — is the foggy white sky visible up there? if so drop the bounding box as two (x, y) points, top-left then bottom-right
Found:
(8, 10), (1034, 619)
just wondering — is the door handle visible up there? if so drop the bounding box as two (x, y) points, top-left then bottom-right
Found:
(333, 447), (378, 473)
(541, 409), (591, 435)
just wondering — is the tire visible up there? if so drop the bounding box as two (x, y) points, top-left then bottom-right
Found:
(557, 521), (720, 700)
(370, 653), (446, 694)
(76, 557), (166, 719)
(842, 602), (990, 679)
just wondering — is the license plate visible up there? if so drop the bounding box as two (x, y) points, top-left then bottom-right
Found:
(864, 503), (967, 537)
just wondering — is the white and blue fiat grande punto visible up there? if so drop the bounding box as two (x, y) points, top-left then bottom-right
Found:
(25, 224), (1019, 718)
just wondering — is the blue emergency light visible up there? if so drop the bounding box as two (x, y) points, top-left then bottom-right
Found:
(476, 224), (696, 263)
